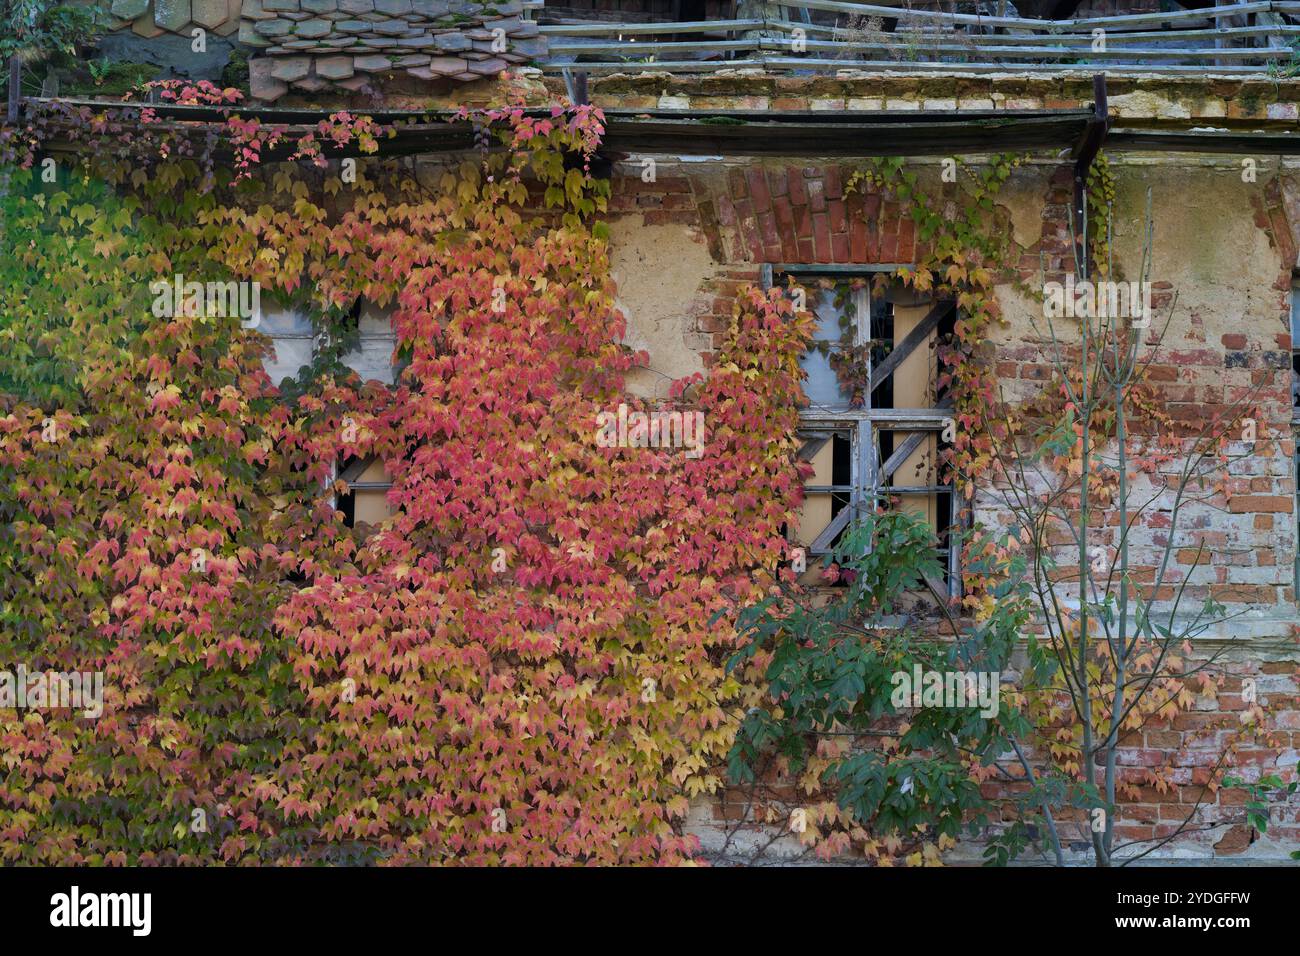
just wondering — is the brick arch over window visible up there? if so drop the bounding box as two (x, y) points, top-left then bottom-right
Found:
(689, 164), (918, 266)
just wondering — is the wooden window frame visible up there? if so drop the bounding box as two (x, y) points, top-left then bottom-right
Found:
(765, 263), (962, 598)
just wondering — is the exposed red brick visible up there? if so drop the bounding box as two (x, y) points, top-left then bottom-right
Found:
(787, 168), (808, 206)
(898, 218), (916, 263)
(807, 177), (826, 213)
(831, 232), (850, 263)
(768, 169), (787, 199)
(850, 216), (867, 261)
(828, 199), (847, 234)
(824, 164), (843, 200)
(794, 204), (813, 243)
(812, 212), (832, 261)
(728, 167), (747, 201)
(745, 167), (772, 214)
(1214, 825), (1252, 854)
(1229, 495), (1293, 514)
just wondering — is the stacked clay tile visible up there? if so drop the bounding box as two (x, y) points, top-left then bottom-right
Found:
(95, 0), (545, 101)
(102, 0), (244, 38)
(243, 0), (544, 98)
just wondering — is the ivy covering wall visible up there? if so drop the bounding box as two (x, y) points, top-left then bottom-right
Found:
(0, 99), (813, 863)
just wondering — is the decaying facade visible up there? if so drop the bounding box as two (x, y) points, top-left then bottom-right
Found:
(22, 0), (1300, 863)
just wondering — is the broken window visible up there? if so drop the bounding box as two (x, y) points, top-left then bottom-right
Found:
(337, 456), (395, 534)
(260, 300), (401, 530)
(260, 299), (400, 388)
(340, 300), (401, 387)
(773, 267), (960, 597)
(259, 307), (317, 387)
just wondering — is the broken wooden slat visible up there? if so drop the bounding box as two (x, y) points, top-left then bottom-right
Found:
(539, 19), (765, 34)
(879, 430), (929, 481)
(868, 300), (951, 396)
(547, 39), (758, 54)
(810, 502), (854, 553)
(797, 433), (830, 462)
(774, 0), (1277, 30)
(543, 57), (1283, 74)
(766, 20), (1300, 42)
(761, 38), (1295, 60)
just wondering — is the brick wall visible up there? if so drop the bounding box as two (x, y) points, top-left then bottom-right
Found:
(602, 146), (1300, 861)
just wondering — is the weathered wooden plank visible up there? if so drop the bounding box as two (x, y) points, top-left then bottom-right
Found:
(776, 262), (912, 272)
(810, 496), (854, 552)
(800, 408), (951, 427)
(761, 38), (1291, 59)
(599, 114), (1092, 155)
(539, 19), (764, 34)
(547, 39), (758, 54)
(868, 300), (950, 395)
(770, 20), (1300, 42)
(857, 418), (877, 516)
(798, 434), (831, 462)
(1063, 1), (1273, 28)
(754, 56), (1279, 73)
(772, 0), (1277, 31)
(879, 430), (929, 480)
(538, 56), (1282, 74)
(1106, 129), (1300, 153)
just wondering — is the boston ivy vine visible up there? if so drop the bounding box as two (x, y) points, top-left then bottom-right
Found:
(0, 94), (811, 863)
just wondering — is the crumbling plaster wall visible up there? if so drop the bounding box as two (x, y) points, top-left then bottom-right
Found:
(606, 218), (714, 399)
(982, 158), (1297, 701)
(599, 140), (1300, 861)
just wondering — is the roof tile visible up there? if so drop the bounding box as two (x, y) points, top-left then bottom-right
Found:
(294, 19), (331, 36)
(131, 13), (165, 37)
(269, 55), (312, 80)
(153, 0), (192, 31)
(433, 32), (470, 51)
(254, 17), (294, 34)
(315, 55), (356, 78)
(110, 0), (151, 20)
(467, 56), (507, 74)
(239, 19), (272, 43)
(352, 54), (394, 71)
(248, 57), (289, 101)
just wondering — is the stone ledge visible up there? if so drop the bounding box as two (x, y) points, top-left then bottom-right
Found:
(570, 72), (1300, 129)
